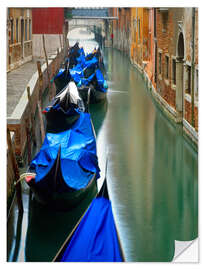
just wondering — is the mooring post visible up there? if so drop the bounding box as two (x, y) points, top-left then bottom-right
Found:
(27, 86), (36, 146)
(59, 34), (63, 51)
(37, 101), (45, 143)
(42, 34), (53, 101)
(37, 61), (43, 107)
(25, 116), (33, 199)
(25, 118), (32, 164)
(7, 128), (23, 214)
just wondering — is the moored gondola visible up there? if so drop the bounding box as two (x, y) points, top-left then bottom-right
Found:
(25, 82), (100, 211)
(52, 42), (108, 103)
(53, 168), (125, 262)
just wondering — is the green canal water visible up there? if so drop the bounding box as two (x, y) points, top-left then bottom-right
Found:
(91, 48), (198, 262)
(7, 45), (198, 262)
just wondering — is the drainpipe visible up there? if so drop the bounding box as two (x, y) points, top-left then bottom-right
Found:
(191, 7), (195, 127)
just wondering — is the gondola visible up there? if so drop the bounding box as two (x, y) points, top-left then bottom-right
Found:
(25, 82), (100, 211)
(52, 43), (108, 104)
(53, 175), (125, 262)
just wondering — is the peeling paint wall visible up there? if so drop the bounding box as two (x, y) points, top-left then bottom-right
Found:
(110, 7), (198, 142)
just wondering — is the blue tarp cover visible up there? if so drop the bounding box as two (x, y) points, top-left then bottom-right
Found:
(69, 56), (99, 87)
(60, 197), (123, 262)
(30, 112), (100, 190)
(51, 68), (65, 82)
(76, 48), (86, 66)
(54, 47), (108, 91)
(95, 69), (108, 93)
(69, 65), (84, 84)
(83, 56), (98, 69)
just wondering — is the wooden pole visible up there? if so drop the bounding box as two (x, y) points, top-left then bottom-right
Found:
(7, 128), (23, 213)
(27, 86), (36, 146)
(59, 34), (63, 50)
(37, 101), (45, 143)
(25, 118), (32, 164)
(37, 61), (43, 107)
(42, 34), (53, 100)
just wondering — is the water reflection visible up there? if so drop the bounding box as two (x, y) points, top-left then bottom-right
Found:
(25, 188), (97, 261)
(7, 43), (198, 262)
(97, 48), (198, 262)
(89, 99), (108, 137)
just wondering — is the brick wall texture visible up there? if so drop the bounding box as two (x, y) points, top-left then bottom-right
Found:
(111, 7), (198, 132)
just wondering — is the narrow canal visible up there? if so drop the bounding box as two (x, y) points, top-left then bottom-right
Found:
(90, 47), (198, 261)
(7, 35), (198, 262)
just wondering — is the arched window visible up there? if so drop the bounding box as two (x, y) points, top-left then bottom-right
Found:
(10, 19), (14, 44)
(16, 19), (18, 43)
(177, 32), (184, 60)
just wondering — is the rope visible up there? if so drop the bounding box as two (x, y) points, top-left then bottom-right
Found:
(14, 173), (36, 186)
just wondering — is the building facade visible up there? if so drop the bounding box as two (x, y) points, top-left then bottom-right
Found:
(110, 7), (198, 144)
(111, 8), (131, 56)
(7, 8), (33, 72)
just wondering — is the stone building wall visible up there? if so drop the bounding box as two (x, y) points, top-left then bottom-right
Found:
(7, 8), (33, 72)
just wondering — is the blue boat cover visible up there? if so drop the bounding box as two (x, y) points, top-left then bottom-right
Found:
(51, 68), (65, 82)
(30, 112), (100, 190)
(76, 48), (86, 66)
(69, 56), (99, 88)
(83, 56), (98, 69)
(95, 69), (108, 93)
(53, 47), (108, 91)
(60, 197), (123, 262)
(69, 64), (84, 84)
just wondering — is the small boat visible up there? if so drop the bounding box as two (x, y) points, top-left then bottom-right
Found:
(52, 43), (108, 103)
(53, 173), (125, 262)
(43, 81), (86, 133)
(25, 82), (100, 211)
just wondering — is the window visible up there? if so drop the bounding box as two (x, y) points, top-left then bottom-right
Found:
(159, 52), (162, 74)
(29, 19), (31, 40)
(172, 59), (176, 85)
(165, 55), (169, 79)
(185, 65), (191, 94)
(138, 19), (140, 41)
(155, 44), (158, 83)
(25, 19), (27, 41)
(21, 19), (24, 44)
(195, 69), (198, 99)
(16, 19), (18, 43)
(10, 19), (14, 44)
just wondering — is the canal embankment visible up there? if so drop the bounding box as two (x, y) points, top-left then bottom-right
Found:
(107, 48), (198, 150)
(101, 47), (198, 262)
(109, 8), (198, 150)
(7, 47), (67, 214)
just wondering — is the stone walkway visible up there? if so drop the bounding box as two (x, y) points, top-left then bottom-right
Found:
(7, 59), (45, 117)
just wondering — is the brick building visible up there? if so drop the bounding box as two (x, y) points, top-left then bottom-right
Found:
(154, 8), (198, 134)
(111, 7), (198, 144)
(111, 8), (131, 56)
